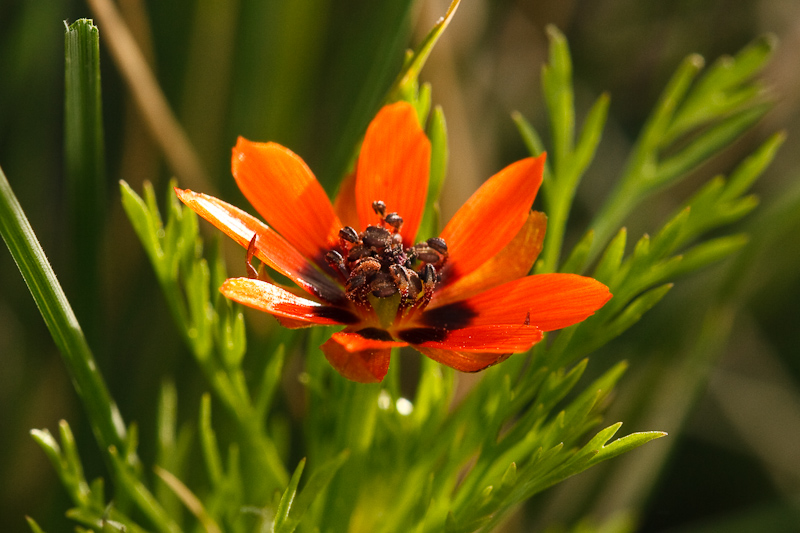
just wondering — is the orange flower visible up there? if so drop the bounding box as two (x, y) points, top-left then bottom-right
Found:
(176, 102), (611, 383)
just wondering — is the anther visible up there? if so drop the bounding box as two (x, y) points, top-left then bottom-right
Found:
(372, 200), (386, 217)
(347, 245), (372, 263)
(413, 243), (441, 264)
(346, 258), (381, 301)
(427, 237), (448, 255)
(325, 250), (349, 281)
(421, 263), (437, 288)
(370, 271), (399, 298)
(339, 226), (359, 249)
(362, 226), (392, 251)
(384, 212), (404, 232)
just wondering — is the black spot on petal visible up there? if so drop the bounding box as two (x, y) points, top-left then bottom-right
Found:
(356, 328), (394, 341)
(397, 327), (448, 344)
(421, 301), (477, 330)
(313, 306), (360, 324)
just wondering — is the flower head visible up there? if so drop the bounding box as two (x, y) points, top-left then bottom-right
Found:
(176, 102), (611, 383)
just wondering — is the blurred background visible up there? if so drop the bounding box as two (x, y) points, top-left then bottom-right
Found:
(2, 0), (800, 530)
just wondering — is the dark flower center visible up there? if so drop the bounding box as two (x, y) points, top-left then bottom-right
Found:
(325, 200), (448, 309)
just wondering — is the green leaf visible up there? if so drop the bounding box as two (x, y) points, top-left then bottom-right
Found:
(655, 105), (769, 186)
(592, 430), (668, 464)
(279, 451), (350, 533)
(649, 207), (690, 261)
(572, 92), (610, 181)
(723, 131), (785, 202)
(512, 110), (553, 186)
(108, 446), (180, 533)
(559, 230), (594, 274)
(541, 25), (575, 172)
(593, 228), (627, 284)
(25, 517), (46, 533)
(604, 284), (674, 343)
(388, 0), (461, 102)
(120, 180), (164, 275)
(200, 394), (224, 487)
(418, 105), (448, 240)
(672, 235), (750, 278)
(1, 164), (126, 455)
(255, 345), (286, 420)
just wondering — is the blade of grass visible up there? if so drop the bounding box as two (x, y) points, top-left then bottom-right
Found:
(64, 19), (105, 338)
(0, 164), (126, 455)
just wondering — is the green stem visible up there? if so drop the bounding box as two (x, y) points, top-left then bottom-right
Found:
(0, 164), (126, 454)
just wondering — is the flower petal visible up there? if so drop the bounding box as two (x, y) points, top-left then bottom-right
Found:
(220, 278), (360, 326)
(333, 171), (360, 230)
(232, 137), (342, 267)
(415, 346), (512, 373)
(176, 188), (346, 304)
(329, 330), (407, 352)
(439, 154), (545, 284)
(400, 324), (543, 353)
(432, 211), (546, 306)
(425, 273), (611, 332)
(321, 336), (392, 383)
(355, 102), (431, 244)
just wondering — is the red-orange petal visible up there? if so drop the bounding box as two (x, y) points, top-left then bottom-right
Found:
(220, 278), (360, 326)
(439, 154), (545, 284)
(415, 346), (512, 373)
(433, 211), (546, 307)
(426, 273), (611, 332)
(407, 324), (543, 353)
(333, 171), (359, 230)
(355, 102), (431, 244)
(232, 137), (342, 267)
(328, 331), (408, 352)
(176, 188), (345, 304)
(321, 336), (392, 383)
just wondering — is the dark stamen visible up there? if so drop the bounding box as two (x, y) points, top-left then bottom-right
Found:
(384, 212), (404, 232)
(246, 234), (259, 279)
(325, 250), (349, 281)
(339, 226), (359, 248)
(362, 225), (392, 251)
(427, 237), (448, 254)
(329, 200), (449, 310)
(372, 200), (386, 217)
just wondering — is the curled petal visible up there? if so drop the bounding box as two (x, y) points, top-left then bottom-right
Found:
(356, 102), (431, 244)
(232, 137), (342, 267)
(321, 336), (392, 383)
(426, 274), (611, 332)
(440, 154), (545, 284)
(433, 211), (546, 306)
(176, 188), (345, 304)
(221, 278), (360, 326)
(415, 346), (512, 373)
